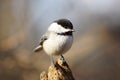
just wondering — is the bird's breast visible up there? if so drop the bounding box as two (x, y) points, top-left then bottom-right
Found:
(43, 35), (73, 55)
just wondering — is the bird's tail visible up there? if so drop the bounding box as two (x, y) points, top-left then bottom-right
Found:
(34, 45), (43, 52)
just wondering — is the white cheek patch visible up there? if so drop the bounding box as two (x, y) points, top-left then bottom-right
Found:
(48, 23), (68, 33)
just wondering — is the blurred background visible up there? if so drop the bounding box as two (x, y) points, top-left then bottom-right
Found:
(0, 0), (120, 80)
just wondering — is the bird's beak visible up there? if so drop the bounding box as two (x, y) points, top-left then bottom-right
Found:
(69, 29), (75, 32)
(71, 29), (75, 32)
(66, 29), (75, 32)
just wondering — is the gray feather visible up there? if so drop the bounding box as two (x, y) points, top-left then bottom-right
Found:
(34, 32), (49, 52)
(34, 45), (42, 52)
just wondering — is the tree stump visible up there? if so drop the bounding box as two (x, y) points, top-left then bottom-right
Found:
(40, 56), (75, 80)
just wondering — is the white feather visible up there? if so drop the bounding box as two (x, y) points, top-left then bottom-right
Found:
(43, 32), (73, 55)
(48, 23), (72, 33)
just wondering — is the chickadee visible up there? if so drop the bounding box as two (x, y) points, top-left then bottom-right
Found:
(34, 19), (74, 64)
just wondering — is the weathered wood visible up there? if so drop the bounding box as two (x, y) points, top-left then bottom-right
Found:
(40, 56), (75, 80)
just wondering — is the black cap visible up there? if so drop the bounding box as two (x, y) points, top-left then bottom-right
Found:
(54, 19), (73, 29)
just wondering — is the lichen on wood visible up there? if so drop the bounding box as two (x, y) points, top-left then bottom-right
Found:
(40, 56), (75, 80)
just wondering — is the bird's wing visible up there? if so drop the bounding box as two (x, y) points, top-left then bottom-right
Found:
(34, 32), (49, 52)
(39, 34), (48, 45)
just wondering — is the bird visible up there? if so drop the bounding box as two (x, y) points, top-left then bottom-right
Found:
(34, 19), (74, 65)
